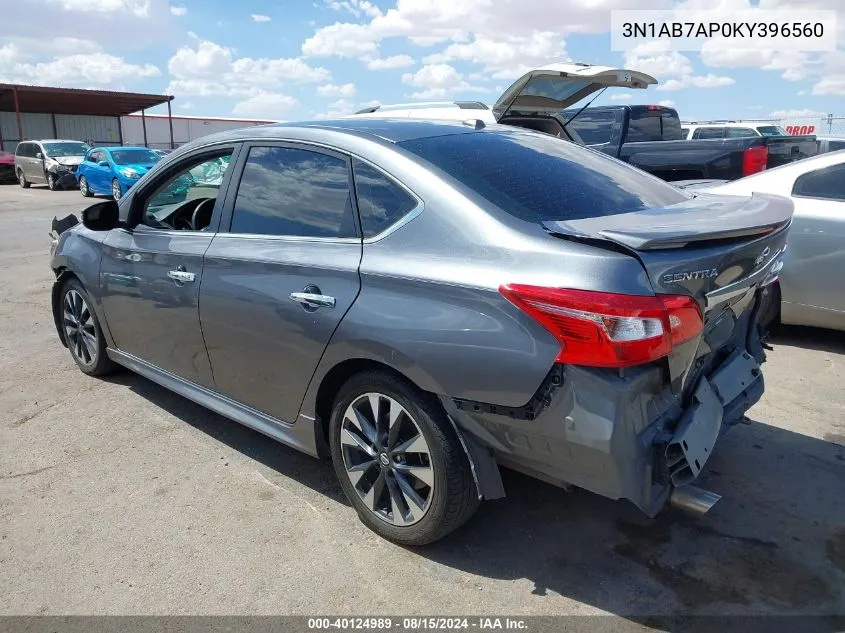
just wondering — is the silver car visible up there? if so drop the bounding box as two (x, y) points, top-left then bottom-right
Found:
(15, 139), (89, 190)
(49, 120), (791, 544)
(687, 150), (845, 332)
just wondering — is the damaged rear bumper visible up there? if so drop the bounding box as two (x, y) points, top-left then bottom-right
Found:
(444, 315), (765, 517)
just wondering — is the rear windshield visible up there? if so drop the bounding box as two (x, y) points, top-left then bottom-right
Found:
(626, 109), (684, 142)
(43, 142), (89, 157)
(398, 130), (689, 223)
(110, 149), (161, 165)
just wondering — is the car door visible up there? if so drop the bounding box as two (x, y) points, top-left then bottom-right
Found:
(90, 150), (111, 193)
(199, 142), (362, 423)
(79, 149), (99, 191)
(98, 144), (241, 388)
(782, 163), (845, 323)
(27, 143), (45, 182)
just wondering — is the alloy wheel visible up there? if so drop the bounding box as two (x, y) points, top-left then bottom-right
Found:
(18, 172), (25, 187)
(63, 289), (98, 367)
(112, 180), (121, 200)
(80, 177), (88, 196)
(48, 174), (56, 190)
(340, 393), (435, 526)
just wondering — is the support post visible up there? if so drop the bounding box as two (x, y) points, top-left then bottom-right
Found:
(51, 113), (58, 138)
(141, 108), (148, 147)
(13, 86), (24, 145)
(167, 97), (175, 149)
(117, 116), (124, 146)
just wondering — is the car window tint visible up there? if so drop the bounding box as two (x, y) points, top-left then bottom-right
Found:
(792, 164), (845, 201)
(352, 159), (418, 237)
(561, 109), (618, 145)
(140, 150), (233, 231)
(827, 141), (845, 152)
(626, 112), (663, 142)
(726, 128), (757, 138)
(230, 146), (355, 238)
(694, 127), (725, 139)
(399, 130), (689, 223)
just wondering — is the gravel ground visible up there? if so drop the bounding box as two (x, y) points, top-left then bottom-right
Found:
(1, 184), (843, 621)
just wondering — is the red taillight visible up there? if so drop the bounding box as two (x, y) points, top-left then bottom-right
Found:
(499, 285), (703, 368)
(742, 145), (768, 176)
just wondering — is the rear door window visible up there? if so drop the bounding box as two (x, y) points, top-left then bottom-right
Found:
(398, 130), (688, 223)
(726, 128), (758, 138)
(693, 127), (726, 139)
(230, 146), (356, 238)
(352, 159), (418, 238)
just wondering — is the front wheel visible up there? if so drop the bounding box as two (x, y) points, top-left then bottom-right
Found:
(18, 170), (30, 188)
(47, 172), (57, 190)
(59, 278), (117, 376)
(112, 179), (122, 201)
(329, 371), (479, 545)
(79, 176), (92, 197)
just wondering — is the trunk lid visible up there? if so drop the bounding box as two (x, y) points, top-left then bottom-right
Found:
(542, 192), (791, 306)
(492, 63), (657, 121)
(543, 192), (792, 387)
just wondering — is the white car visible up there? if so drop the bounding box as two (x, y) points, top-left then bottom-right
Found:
(349, 62), (657, 142)
(683, 150), (845, 331)
(680, 122), (792, 140)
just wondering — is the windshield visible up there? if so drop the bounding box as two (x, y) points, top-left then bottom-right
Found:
(110, 149), (161, 165)
(399, 129), (689, 223)
(756, 126), (789, 137)
(43, 142), (89, 157)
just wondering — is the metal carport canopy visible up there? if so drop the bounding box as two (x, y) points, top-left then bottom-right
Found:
(0, 84), (175, 150)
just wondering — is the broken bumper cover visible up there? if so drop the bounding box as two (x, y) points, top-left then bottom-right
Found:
(446, 346), (764, 517)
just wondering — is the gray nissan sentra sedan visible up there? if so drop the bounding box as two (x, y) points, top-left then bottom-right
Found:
(49, 119), (792, 545)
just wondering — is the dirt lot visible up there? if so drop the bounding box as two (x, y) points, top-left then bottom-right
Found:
(0, 184), (843, 621)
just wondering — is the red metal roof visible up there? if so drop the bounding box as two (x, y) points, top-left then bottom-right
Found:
(0, 84), (172, 117)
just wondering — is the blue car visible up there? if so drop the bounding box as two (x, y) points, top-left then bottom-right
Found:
(76, 146), (162, 200)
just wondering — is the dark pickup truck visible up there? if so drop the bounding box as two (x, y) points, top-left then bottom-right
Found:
(501, 105), (818, 182)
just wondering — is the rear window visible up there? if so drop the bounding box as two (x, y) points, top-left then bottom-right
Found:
(398, 130), (689, 223)
(757, 126), (788, 137)
(626, 109), (683, 142)
(693, 127), (725, 139)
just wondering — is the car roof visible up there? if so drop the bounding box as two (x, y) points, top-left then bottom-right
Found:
(103, 146), (150, 151)
(199, 119), (482, 146)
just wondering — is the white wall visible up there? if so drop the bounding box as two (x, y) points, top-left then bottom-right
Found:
(119, 114), (275, 149)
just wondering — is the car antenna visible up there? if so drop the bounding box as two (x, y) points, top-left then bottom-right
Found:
(561, 87), (607, 131)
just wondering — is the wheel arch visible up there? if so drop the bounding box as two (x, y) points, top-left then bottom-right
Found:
(307, 356), (504, 501)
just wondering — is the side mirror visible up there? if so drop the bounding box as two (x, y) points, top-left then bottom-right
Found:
(82, 200), (120, 231)
(35, 152), (43, 160)
(98, 160), (110, 167)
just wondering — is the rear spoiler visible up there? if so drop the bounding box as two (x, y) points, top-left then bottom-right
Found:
(542, 192), (793, 251)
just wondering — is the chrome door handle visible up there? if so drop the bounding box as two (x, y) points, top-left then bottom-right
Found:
(167, 269), (195, 283)
(289, 292), (336, 309)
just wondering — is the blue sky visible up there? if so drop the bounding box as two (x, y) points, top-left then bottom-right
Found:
(1, 0), (843, 122)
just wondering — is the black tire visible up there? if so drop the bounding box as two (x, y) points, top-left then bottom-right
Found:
(329, 370), (479, 545)
(59, 277), (117, 377)
(18, 170), (30, 188)
(47, 172), (57, 191)
(79, 176), (92, 197)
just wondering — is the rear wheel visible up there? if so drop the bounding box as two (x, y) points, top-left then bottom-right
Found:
(111, 179), (122, 201)
(18, 170), (30, 188)
(60, 278), (117, 376)
(79, 176), (92, 197)
(329, 370), (479, 545)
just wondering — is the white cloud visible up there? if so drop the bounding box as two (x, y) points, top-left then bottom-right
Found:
(314, 98), (358, 119)
(167, 40), (331, 98)
(811, 50), (845, 96)
(251, 14), (271, 22)
(770, 108), (826, 118)
(422, 32), (567, 80)
(0, 44), (160, 87)
(657, 74), (735, 91)
(232, 92), (297, 119)
(658, 99), (676, 108)
(699, 46), (811, 82)
(316, 83), (357, 98)
(170, 5), (186, 15)
(402, 63), (485, 99)
(179, 100), (195, 110)
(302, 22), (379, 58)
(365, 54), (415, 70)
(49, 0), (151, 16)
(611, 93), (632, 101)
(324, 0), (382, 18)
